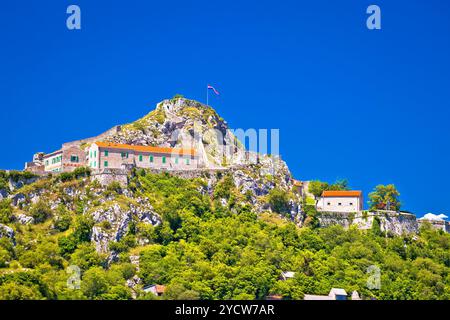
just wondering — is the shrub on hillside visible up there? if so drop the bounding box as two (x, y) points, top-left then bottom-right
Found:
(267, 188), (290, 216)
(0, 200), (13, 224)
(29, 200), (52, 223)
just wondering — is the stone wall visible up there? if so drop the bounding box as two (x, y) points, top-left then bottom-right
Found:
(92, 168), (128, 187)
(418, 219), (450, 233)
(317, 210), (419, 235)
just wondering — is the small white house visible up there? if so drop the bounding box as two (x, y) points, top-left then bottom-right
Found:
(143, 284), (166, 296)
(304, 288), (348, 300)
(280, 271), (296, 281)
(317, 190), (363, 213)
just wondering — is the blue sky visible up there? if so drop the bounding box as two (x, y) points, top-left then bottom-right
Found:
(1, 1), (449, 216)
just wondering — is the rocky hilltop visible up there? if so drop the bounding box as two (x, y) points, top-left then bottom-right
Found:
(103, 98), (249, 168)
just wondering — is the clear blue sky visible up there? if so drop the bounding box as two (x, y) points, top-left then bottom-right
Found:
(1, 1), (449, 216)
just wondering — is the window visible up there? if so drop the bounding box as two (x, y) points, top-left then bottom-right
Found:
(139, 154), (143, 162)
(327, 202), (331, 206)
(174, 157), (179, 164)
(104, 161), (108, 167)
(104, 150), (109, 157)
(45, 160), (49, 166)
(349, 202), (353, 206)
(70, 155), (79, 163)
(149, 155), (154, 163)
(338, 203), (342, 206)
(162, 156), (166, 164)
(94, 161), (97, 167)
(185, 158), (190, 165)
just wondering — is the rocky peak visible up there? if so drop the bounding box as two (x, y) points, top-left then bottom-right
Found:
(105, 97), (246, 168)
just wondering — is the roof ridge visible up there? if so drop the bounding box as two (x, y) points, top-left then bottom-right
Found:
(94, 141), (196, 156)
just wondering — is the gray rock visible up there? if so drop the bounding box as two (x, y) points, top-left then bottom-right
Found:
(11, 193), (26, 206)
(0, 189), (8, 200)
(17, 214), (34, 225)
(90, 201), (161, 257)
(8, 176), (38, 192)
(0, 224), (15, 242)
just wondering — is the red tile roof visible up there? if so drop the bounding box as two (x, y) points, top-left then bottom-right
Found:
(293, 180), (302, 187)
(322, 190), (362, 197)
(155, 285), (166, 294)
(95, 142), (196, 156)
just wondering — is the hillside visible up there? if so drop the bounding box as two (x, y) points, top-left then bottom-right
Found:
(0, 98), (449, 300)
(0, 169), (449, 300)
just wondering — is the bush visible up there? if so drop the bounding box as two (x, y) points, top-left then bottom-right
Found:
(58, 167), (91, 182)
(7, 171), (37, 182)
(73, 166), (91, 178)
(29, 200), (52, 223)
(267, 188), (290, 215)
(213, 174), (235, 200)
(0, 200), (13, 224)
(106, 181), (122, 194)
(59, 215), (94, 256)
(54, 206), (72, 232)
(0, 248), (11, 268)
(172, 94), (184, 99)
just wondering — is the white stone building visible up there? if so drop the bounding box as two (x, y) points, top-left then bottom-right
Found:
(317, 190), (363, 213)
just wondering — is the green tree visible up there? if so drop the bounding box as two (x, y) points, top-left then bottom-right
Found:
(308, 181), (328, 207)
(0, 282), (43, 300)
(368, 184), (401, 211)
(81, 267), (109, 299)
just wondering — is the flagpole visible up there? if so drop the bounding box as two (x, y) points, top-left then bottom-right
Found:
(206, 85), (209, 106)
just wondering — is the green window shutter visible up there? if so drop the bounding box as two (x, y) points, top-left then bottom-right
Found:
(126, 152), (129, 158)
(105, 150), (109, 156)
(185, 158), (190, 165)
(162, 156), (166, 164)
(94, 151), (97, 157)
(175, 157), (179, 164)
(104, 161), (108, 167)
(139, 155), (143, 162)
(150, 155), (154, 163)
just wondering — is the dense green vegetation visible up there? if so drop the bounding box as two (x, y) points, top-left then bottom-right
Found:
(0, 171), (449, 300)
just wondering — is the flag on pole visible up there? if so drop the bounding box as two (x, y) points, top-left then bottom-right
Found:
(207, 84), (220, 95)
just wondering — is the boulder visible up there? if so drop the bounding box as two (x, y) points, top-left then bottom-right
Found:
(0, 189), (8, 200)
(11, 193), (26, 206)
(17, 213), (34, 225)
(0, 224), (15, 242)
